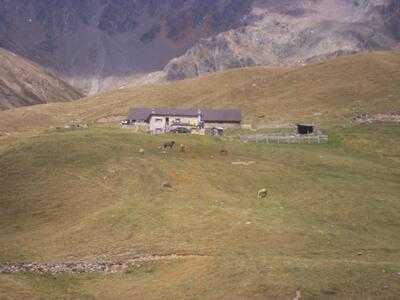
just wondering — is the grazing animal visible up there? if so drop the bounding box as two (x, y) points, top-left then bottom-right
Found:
(180, 144), (186, 153)
(220, 148), (229, 156)
(162, 181), (172, 188)
(258, 188), (268, 199)
(162, 141), (176, 150)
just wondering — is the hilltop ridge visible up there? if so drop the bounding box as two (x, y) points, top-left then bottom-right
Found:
(1, 51), (399, 134)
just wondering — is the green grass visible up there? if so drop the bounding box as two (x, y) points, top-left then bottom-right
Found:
(1, 124), (400, 299)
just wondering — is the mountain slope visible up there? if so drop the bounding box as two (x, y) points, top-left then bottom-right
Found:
(0, 48), (83, 111)
(0, 1), (399, 92)
(0, 0), (251, 93)
(0, 51), (399, 134)
(163, 0), (400, 80)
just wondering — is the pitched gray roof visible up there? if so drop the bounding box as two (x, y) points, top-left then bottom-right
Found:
(152, 108), (199, 117)
(128, 107), (152, 121)
(128, 107), (241, 123)
(202, 109), (242, 123)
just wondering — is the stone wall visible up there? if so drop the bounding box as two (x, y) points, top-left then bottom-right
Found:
(205, 122), (241, 129)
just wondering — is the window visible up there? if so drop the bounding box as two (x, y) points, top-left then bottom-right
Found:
(155, 118), (163, 123)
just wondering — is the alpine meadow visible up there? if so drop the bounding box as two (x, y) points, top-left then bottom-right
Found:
(0, 1), (400, 299)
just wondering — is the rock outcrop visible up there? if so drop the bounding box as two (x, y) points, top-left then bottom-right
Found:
(163, 0), (400, 80)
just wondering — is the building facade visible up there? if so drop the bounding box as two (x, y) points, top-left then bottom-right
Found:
(127, 107), (241, 134)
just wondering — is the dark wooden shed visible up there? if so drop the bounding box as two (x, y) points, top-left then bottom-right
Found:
(297, 124), (314, 135)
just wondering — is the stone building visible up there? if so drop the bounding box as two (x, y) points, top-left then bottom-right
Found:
(127, 107), (241, 134)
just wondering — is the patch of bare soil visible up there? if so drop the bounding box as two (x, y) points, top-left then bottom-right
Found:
(97, 115), (126, 124)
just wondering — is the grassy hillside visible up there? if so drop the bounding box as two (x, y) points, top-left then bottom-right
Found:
(0, 51), (400, 299)
(0, 51), (399, 135)
(0, 48), (83, 111)
(0, 124), (400, 299)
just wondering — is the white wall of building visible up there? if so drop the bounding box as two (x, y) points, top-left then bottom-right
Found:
(149, 115), (200, 133)
(146, 114), (240, 134)
(149, 116), (167, 134)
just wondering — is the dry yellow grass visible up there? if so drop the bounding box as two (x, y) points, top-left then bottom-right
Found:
(1, 51), (400, 135)
(0, 51), (400, 299)
(0, 124), (399, 299)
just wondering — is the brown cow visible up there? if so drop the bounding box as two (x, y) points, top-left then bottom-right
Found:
(220, 148), (229, 156)
(162, 141), (176, 150)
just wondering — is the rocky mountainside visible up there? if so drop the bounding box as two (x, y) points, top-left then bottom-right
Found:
(0, 0), (399, 93)
(0, 48), (83, 110)
(0, 0), (252, 94)
(163, 0), (400, 80)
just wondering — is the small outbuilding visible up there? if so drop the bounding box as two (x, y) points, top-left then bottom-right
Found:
(297, 124), (314, 135)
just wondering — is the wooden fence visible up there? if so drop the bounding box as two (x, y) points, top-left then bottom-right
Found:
(240, 134), (329, 144)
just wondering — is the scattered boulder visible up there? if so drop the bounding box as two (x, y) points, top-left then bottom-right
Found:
(257, 188), (268, 199)
(180, 144), (187, 153)
(139, 148), (145, 155)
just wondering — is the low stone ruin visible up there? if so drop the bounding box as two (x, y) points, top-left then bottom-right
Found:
(0, 254), (200, 275)
(353, 112), (400, 124)
(0, 261), (130, 275)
